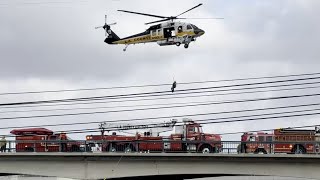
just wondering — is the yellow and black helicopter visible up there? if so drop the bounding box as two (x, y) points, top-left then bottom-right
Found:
(96, 3), (222, 51)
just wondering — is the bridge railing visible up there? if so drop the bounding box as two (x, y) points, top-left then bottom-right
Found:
(0, 140), (319, 154)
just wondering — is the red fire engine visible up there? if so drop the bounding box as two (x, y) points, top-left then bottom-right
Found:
(10, 128), (81, 152)
(86, 119), (222, 153)
(239, 127), (320, 154)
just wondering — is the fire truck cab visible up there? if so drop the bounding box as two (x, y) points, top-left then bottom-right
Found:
(239, 132), (273, 154)
(10, 128), (81, 152)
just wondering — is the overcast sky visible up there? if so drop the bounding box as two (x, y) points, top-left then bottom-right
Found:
(1, 0), (320, 140)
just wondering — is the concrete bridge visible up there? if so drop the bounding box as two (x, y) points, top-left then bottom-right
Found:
(0, 153), (319, 180)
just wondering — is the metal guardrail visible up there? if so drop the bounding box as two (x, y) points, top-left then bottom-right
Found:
(0, 140), (319, 154)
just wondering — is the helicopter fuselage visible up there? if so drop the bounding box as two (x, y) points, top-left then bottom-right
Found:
(105, 21), (205, 48)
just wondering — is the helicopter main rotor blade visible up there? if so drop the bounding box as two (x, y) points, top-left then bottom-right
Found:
(95, 26), (104, 29)
(176, 3), (203, 17)
(108, 22), (117, 26)
(145, 18), (171, 25)
(118, 10), (167, 19)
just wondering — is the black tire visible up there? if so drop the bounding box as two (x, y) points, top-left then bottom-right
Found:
(199, 145), (214, 153)
(109, 144), (126, 152)
(25, 147), (34, 152)
(176, 42), (181, 46)
(293, 145), (306, 154)
(109, 146), (117, 152)
(124, 145), (135, 153)
(254, 149), (267, 154)
(184, 44), (189, 49)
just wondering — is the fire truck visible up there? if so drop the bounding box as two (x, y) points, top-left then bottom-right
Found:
(86, 119), (222, 153)
(239, 126), (320, 154)
(10, 128), (81, 152)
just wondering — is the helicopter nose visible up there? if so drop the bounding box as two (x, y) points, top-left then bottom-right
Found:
(195, 29), (205, 36)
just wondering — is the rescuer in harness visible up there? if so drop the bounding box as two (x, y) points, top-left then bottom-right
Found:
(0, 136), (7, 152)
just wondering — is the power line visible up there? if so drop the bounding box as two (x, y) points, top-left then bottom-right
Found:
(1, 76), (320, 107)
(1, 102), (320, 130)
(1, 72), (320, 96)
(3, 80), (320, 110)
(1, 92), (320, 121)
(1, 82), (320, 113)
(4, 108), (320, 137)
(38, 110), (320, 135)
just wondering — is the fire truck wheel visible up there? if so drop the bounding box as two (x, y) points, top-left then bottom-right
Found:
(200, 145), (214, 153)
(254, 149), (267, 154)
(25, 147), (34, 152)
(293, 145), (306, 154)
(124, 145), (135, 153)
(109, 146), (117, 152)
(125, 147), (132, 153)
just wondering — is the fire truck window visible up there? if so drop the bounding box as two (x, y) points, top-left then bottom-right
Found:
(48, 136), (58, 145)
(199, 127), (203, 133)
(188, 127), (195, 133)
(266, 136), (273, 142)
(175, 126), (183, 134)
(49, 136), (57, 140)
(258, 136), (264, 142)
(249, 136), (255, 141)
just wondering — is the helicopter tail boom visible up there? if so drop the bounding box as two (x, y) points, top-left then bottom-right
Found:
(104, 29), (121, 44)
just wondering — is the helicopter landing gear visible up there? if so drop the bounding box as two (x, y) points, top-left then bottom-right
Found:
(176, 42), (181, 47)
(184, 43), (189, 49)
(123, 44), (129, 52)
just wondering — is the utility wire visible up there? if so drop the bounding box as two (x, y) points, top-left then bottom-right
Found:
(4, 109), (320, 137)
(3, 80), (320, 110)
(1, 72), (320, 96)
(1, 76), (320, 107)
(1, 82), (320, 113)
(1, 102), (320, 130)
(1, 93), (320, 121)
(36, 110), (320, 135)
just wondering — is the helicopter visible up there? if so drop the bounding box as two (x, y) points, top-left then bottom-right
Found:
(96, 3), (222, 51)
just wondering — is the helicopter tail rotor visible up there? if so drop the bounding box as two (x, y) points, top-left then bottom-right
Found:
(95, 14), (117, 37)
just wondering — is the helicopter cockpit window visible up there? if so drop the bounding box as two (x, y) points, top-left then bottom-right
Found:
(178, 26), (183, 33)
(187, 25), (193, 30)
(151, 30), (157, 36)
(191, 24), (199, 30)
